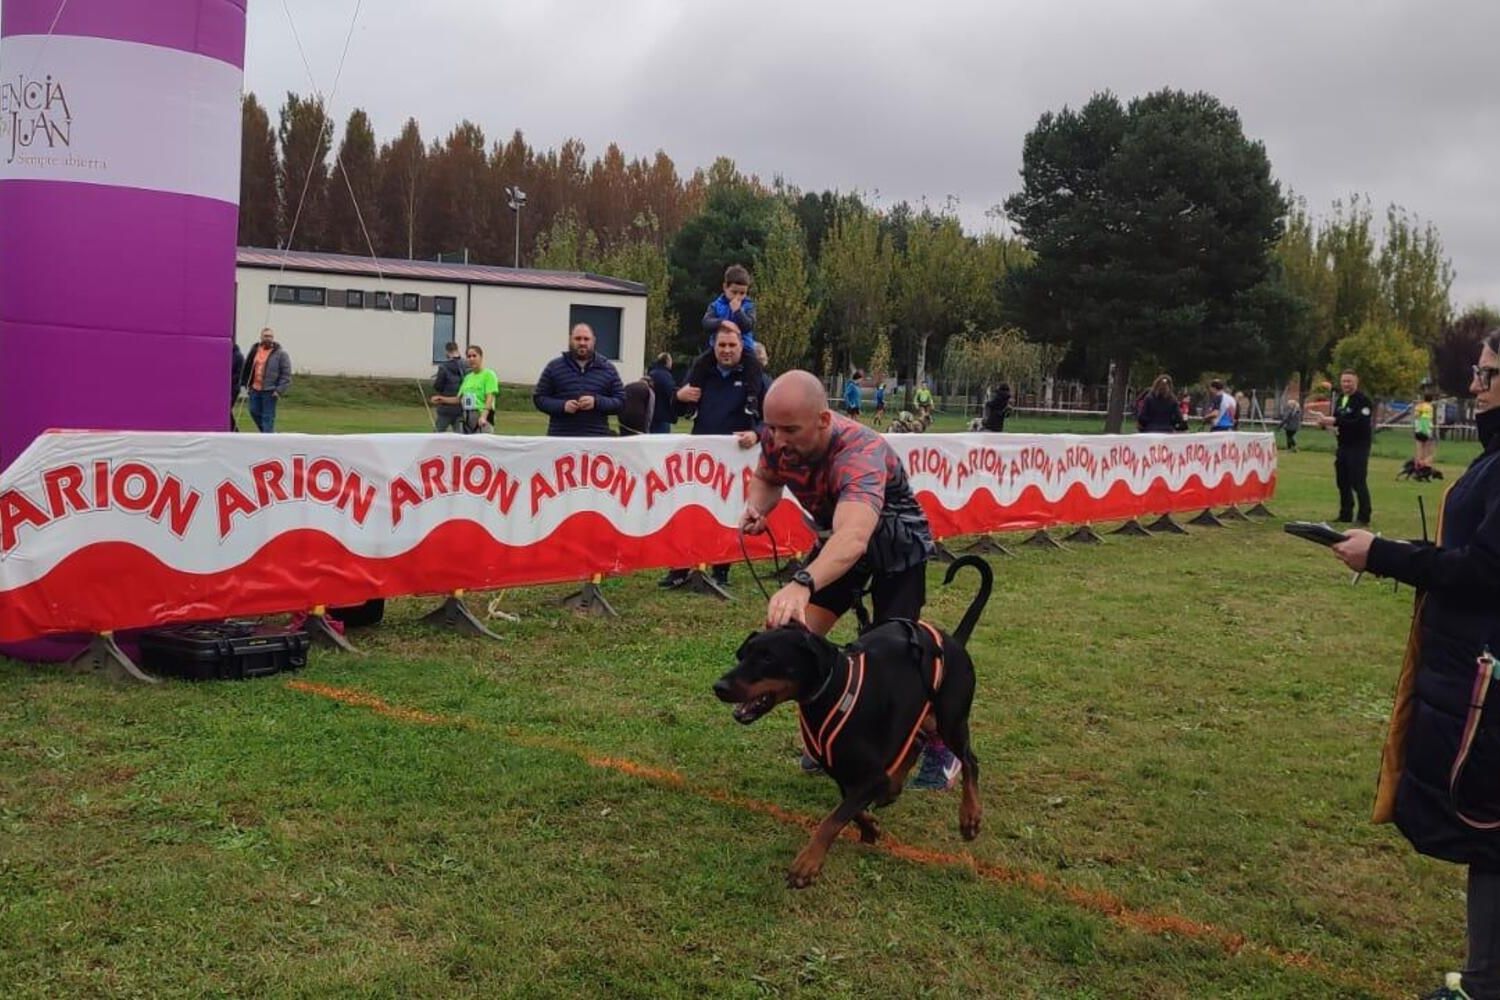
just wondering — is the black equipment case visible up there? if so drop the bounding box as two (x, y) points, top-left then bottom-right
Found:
(136, 621), (311, 681)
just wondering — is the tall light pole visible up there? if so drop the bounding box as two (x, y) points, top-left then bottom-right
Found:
(505, 186), (527, 268)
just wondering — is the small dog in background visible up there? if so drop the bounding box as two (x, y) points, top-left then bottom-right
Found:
(1397, 459), (1444, 482)
(885, 410), (932, 434)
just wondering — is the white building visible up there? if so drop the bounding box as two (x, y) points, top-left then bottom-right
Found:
(235, 248), (649, 384)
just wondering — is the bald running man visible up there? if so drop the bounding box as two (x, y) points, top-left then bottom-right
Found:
(741, 370), (960, 790)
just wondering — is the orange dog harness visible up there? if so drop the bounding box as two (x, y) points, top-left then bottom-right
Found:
(797, 619), (945, 775)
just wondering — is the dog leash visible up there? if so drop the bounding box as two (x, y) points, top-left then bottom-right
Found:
(739, 522), (783, 602)
(1451, 648), (1500, 829)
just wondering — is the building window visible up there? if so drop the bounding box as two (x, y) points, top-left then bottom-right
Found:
(345, 289), (364, 308)
(373, 291), (392, 310)
(268, 284), (325, 306)
(401, 292), (420, 312)
(569, 304), (622, 361)
(431, 297), (457, 364)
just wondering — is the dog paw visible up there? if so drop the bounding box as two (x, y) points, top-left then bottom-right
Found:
(854, 813), (881, 844)
(960, 805), (983, 841)
(786, 850), (824, 888)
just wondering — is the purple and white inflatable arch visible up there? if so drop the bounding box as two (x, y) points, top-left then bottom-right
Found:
(0, 0), (247, 468)
(0, 1), (246, 661)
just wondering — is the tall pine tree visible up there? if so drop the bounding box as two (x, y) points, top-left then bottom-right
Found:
(238, 93), (280, 247)
(276, 92), (333, 251)
(374, 119), (427, 259)
(326, 108), (380, 255)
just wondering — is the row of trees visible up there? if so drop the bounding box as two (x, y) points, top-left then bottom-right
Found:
(1277, 194), (1457, 402)
(1001, 88), (1466, 429)
(241, 90), (1035, 378)
(239, 93), (706, 264)
(242, 88), (1472, 430)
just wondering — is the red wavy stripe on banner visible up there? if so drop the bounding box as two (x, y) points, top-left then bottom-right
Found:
(0, 472), (1273, 642)
(920, 472), (1276, 536)
(0, 505), (815, 642)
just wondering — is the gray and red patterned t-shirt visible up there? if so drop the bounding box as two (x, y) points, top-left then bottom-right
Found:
(757, 414), (934, 573)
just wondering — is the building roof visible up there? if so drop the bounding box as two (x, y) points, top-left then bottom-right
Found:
(236, 247), (647, 296)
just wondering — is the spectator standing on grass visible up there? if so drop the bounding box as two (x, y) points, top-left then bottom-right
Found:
(1330, 331), (1500, 1000)
(230, 339), (243, 431)
(432, 345), (498, 434)
(844, 373), (863, 421)
(429, 341), (467, 432)
(1136, 375), (1186, 433)
(239, 326), (291, 433)
(647, 352), (677, 433)
(874, 380), (887, 423)
(659, 322), (761, 590)
(982, 383), (1012, 432)
(1318, 368), (1374, 526)
(684, 265), (766, 417)
(914, 381), (934, 416)
(618, 375), (655, 436)
(1414, 392), (1438, 474)
(1201, 379), (1236, 432)
(533, 323), (625, 437)
(1278, 397), (1302, 452)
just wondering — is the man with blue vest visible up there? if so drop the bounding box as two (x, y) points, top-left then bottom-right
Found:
(533, 324), (625, 437)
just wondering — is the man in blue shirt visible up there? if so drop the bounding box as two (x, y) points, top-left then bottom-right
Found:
(843, 374), (863, 421)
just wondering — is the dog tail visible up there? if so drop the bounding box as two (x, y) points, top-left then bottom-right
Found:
(942, 554), (993, 647)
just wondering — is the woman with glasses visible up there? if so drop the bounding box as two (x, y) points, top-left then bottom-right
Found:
(1332, 332), (1500, 1000)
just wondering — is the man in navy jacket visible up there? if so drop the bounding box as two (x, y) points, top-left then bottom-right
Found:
(533, 324), (626, 436)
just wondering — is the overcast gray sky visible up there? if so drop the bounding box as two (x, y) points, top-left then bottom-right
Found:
(239, 0), (1498, 308)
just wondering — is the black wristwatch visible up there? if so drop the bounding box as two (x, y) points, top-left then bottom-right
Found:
(791, 569), (815, 592)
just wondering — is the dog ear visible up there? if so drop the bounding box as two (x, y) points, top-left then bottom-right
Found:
(795, 628), (839, 670)
(734, 631), (759, 660)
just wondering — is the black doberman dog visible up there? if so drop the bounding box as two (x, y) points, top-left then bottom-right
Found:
(712, 555), (993, 887)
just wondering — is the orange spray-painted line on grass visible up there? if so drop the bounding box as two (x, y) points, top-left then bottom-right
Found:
(286, 679), (1400, 998)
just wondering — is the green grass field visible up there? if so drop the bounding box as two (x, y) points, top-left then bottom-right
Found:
(0, 383), (1480, 998)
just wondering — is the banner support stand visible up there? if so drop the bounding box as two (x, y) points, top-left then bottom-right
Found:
(305, 606), (359, 653)
(1245, 502), (1276, 519)
(1110, 519), (1152, 537)
(1217, 504), (1253, 522)
(67, 631), (159, 685)
(1146, 513), (1190, 535)
(1187, 509), (1228, 528)
(963, 535), (1017, 558)
(931, 542), (960, 564)
(423, 590), (504, 640)
(1021, 529), (1066, 550)
(563, 575), (618, 618)
(681, 565), (733, 602)
(1061, 523), (1105, 545)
